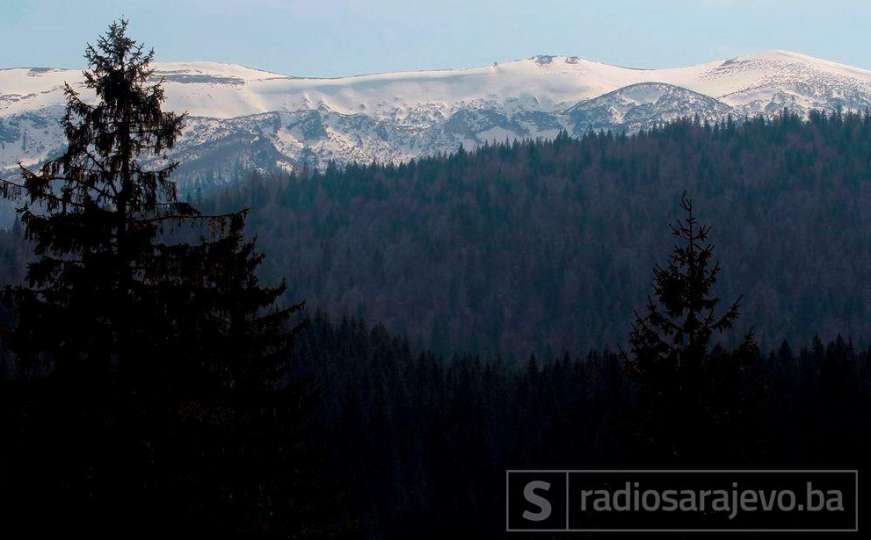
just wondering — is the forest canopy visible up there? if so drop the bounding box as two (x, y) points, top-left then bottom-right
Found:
(199, 112), (871, 357)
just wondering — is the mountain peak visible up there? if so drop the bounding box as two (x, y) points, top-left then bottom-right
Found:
(723, 49), (871, 76)
(4, 50), (871, 178)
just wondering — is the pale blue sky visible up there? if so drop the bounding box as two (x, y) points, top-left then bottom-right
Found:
(1, 0), (870, 77)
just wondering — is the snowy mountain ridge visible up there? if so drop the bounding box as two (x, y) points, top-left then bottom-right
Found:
(3, 50), (871, 183)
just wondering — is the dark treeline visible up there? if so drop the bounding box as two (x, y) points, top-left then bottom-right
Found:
(285, 194), (871, 537)
(292, 314), (871, 538)
(201, 112), (871, 357)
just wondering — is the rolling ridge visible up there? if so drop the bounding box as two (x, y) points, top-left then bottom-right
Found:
(3, 50), (871, 183)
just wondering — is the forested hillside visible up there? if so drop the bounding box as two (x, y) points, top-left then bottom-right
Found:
(290, 314), (870, 538)
(202, 112), (871, 357)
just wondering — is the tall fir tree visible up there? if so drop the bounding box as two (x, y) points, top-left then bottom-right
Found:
(0, 19), (308, 533)
(627, 192), (756, 461)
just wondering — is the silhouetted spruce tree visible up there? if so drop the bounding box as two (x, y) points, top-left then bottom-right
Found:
(628, 192), (756, 461)
(0, 20), (306, 534)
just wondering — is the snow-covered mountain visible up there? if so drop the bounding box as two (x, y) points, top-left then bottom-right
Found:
(3, 50), (871, 184)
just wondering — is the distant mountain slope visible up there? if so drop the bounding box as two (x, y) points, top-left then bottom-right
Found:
(3, 51), (871, 182)
(565, 83), (734, 133)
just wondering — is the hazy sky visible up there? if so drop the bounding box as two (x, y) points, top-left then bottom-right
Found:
(1, 0), (870, 77)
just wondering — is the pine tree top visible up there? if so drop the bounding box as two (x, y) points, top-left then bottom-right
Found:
(630, 192), (744, 364)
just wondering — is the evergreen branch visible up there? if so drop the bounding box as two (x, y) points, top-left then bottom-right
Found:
(0, 176), (86, 209)
(18, 171), (119, 202)
(132, 210), (245, 225)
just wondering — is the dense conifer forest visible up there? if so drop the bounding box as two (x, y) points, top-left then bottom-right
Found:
(292, 315), (870, 538)
(200, 113), (871, 357)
